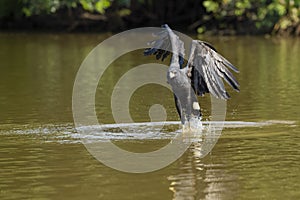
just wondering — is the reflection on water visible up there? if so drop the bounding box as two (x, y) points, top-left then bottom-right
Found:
(168, 143), (238, 200)
(0, 33), (300, 199)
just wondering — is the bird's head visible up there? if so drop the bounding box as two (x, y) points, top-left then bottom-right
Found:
(169, 71), (177, 79)
(168, 67), (179, 79)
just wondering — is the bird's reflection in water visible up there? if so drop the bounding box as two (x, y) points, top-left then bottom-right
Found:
(168, 141), (239, 200)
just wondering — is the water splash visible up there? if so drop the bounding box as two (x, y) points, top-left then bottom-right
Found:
(0, 120), (296, 144)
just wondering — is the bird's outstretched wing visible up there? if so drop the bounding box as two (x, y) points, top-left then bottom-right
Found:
(144, 24), (185, 68)
(186, 40), (240, 99)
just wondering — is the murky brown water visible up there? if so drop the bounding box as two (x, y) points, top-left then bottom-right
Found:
(0, 33), (299, 199)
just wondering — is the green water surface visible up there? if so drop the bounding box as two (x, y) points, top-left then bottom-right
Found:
(0, 33), (299, 200)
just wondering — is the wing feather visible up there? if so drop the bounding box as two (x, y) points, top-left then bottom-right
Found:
(187, 40), (239, 99)
(144, 24), (185, 68)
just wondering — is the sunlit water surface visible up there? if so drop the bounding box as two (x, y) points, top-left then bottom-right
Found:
(0, 33), (299, 200)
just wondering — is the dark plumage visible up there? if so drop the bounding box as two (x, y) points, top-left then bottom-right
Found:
(144, 24), (239, 124)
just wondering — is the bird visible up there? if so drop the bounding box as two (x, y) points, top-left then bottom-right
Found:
(144, 24), (239, 125)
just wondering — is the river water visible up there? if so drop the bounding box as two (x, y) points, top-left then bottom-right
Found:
(0, 33), (299, 199)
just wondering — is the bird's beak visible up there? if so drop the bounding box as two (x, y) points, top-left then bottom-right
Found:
(169, 72), (175, 79)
